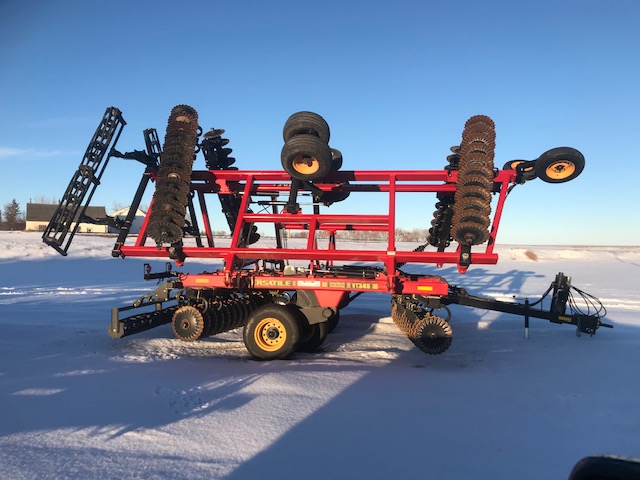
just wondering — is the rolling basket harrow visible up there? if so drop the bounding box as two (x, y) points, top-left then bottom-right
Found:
(43, 106), (611, 360)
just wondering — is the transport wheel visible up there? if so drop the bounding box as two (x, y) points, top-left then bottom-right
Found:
(172, 305), (205, 342)
(503, 159), (537, 181)
(320, 182), (350, 204)
(298, 322), (329, 352)
(503, 159), (524, 170)
(330, 148), (343, 171)
(327, 310), (340, 333)
(281, 134), (332, 181)
(534, 147), (585, 183)
(283, 111), (330, 143)
(243, 304), (301, 360)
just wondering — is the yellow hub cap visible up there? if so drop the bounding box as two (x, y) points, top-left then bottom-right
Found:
(545, 160), (575, 179)
(254, 317), (287, 352)
(292, 155), (320, 175)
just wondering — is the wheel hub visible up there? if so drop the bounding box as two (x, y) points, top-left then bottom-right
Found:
(546, 160), (575, 179)
(292, 155), (319, 174)
(254, 318), (287, 351)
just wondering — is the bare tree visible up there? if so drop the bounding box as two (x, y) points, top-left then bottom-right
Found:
(31, 195), (60, 205)
(284, 228), (430, 243)
(111, 201), (127, 213)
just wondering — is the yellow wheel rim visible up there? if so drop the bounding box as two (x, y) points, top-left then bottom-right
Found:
(292, 155), (320, 175)
(509, 160), (533, 172)
(254, 317), (287, 352)
(545, 160), (576, 179)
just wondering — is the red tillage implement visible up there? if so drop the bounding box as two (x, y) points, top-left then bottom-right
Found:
(43, 106), (611, 360)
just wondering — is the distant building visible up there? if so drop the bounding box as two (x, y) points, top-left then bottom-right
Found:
(108, 207), (147, 235)
(25, 203), (108, 233)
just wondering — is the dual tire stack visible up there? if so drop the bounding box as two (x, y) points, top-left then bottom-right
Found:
(281, 111), (341, 181)
(504, 147), (585, 184)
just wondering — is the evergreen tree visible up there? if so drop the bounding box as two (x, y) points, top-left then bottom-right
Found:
(2, 199), (24, 230)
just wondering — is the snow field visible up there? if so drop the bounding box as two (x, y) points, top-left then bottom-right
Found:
(1, 232), (639, 479)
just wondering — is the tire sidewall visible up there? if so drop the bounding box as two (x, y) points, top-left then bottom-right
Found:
(281, 134), (332, 181)
(283, 111), (330, 143)
(243, 304), (301, 360)
(534, 147), (585, 183)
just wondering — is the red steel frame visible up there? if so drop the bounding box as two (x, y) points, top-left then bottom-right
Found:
(116, 168), (517, 299)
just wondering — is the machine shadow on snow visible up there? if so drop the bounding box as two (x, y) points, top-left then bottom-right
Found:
(0, 260), (539, 440)
(0, 295), (496, 440)
(410, 264), (545, 296)
(225, 307), (625, 480)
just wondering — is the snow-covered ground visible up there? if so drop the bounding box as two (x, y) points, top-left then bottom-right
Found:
(1, 232), (639, 479)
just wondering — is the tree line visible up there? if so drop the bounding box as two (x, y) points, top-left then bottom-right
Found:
(285, 228), (429, 242)
(0, 198), (430, 242)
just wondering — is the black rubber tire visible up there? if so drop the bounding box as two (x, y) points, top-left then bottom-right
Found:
(243, 304), (301, 360)
(172, 305), (205, 342)
(330, 148), (343, 171)
(503, 159), (526, 170)
(283, 111), (330, 143)
(320, 182), (350, 204)
(327, 310), (340, 333)
(298, 322), (329, 352)
(503, 159), (537, 181)
(281, 134), (332, 181)
(534, 147), (585, 183)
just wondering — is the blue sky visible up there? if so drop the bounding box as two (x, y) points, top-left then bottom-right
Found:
(1, 0), (638, 245)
